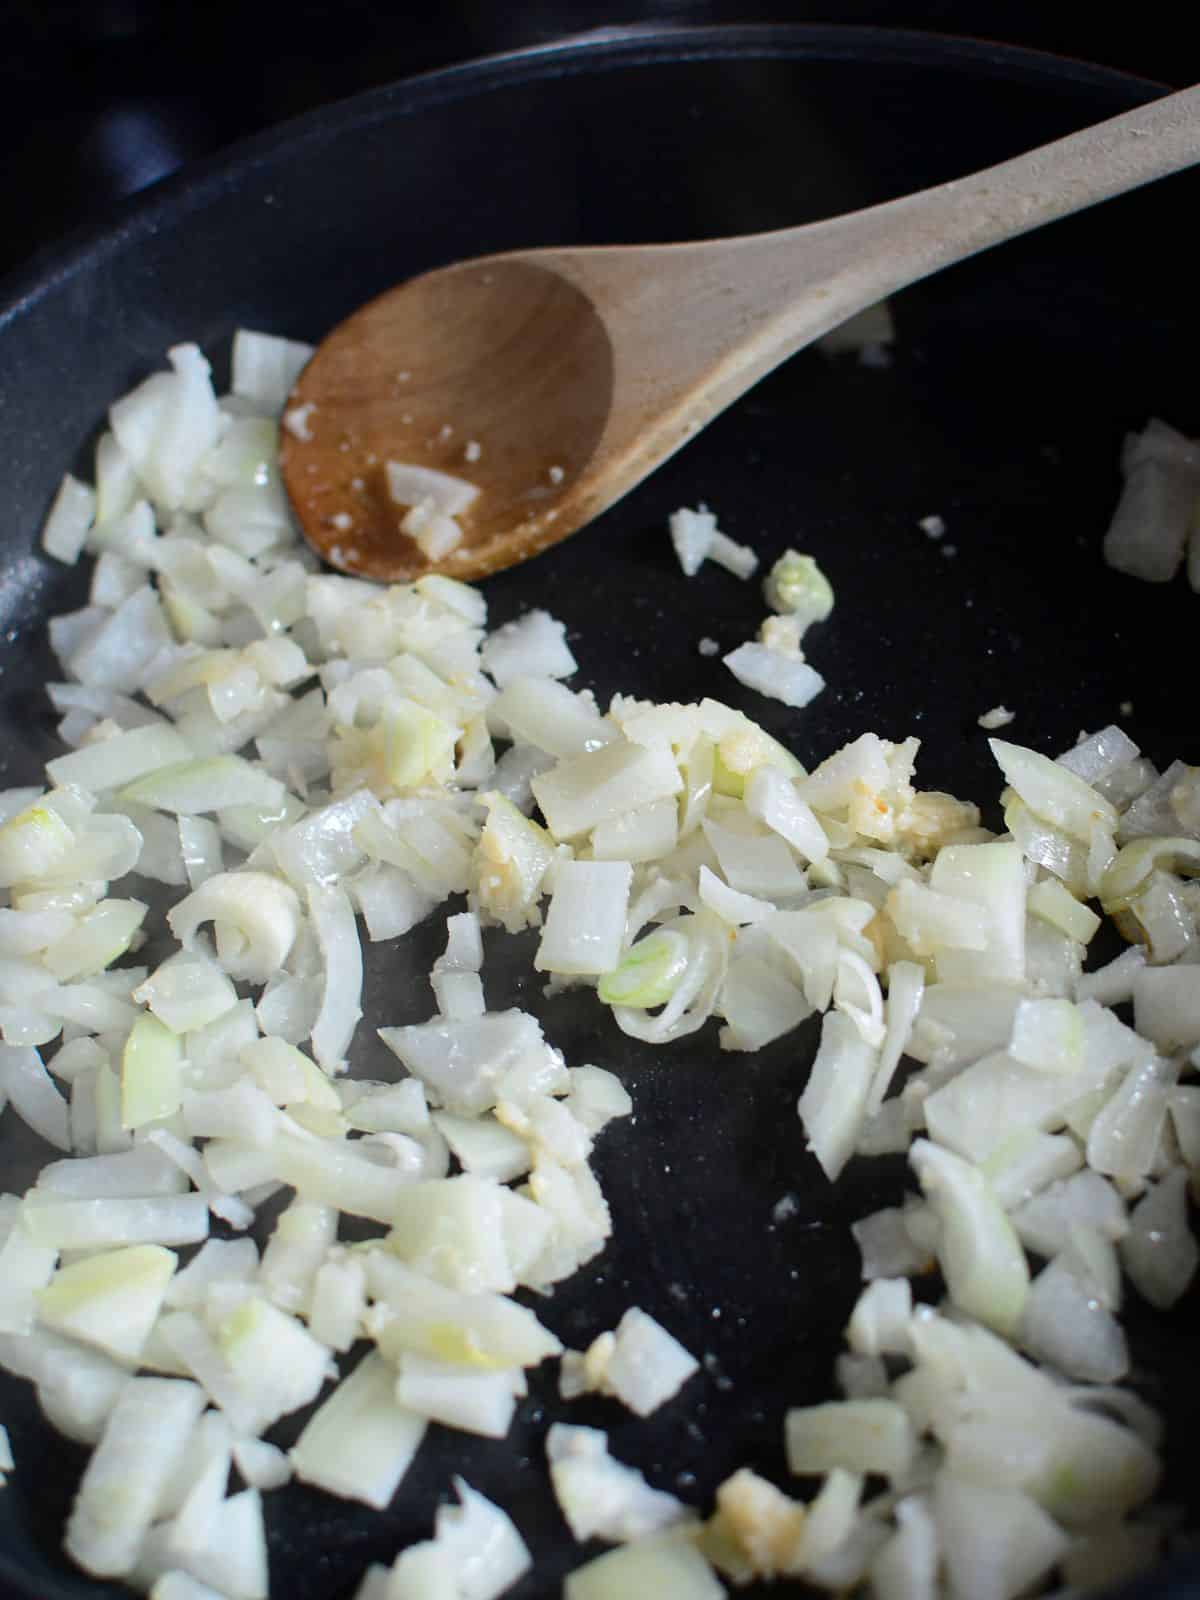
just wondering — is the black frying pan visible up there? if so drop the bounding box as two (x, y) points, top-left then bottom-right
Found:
(2, 25), (1198, 1600)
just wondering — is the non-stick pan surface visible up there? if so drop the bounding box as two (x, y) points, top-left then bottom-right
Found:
(1, 24), (1198, 1600)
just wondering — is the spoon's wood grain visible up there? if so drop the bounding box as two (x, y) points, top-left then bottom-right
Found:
(281, 83), (1200, 583)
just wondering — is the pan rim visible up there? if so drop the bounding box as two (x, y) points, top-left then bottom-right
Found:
(0, 21), (1169, 337)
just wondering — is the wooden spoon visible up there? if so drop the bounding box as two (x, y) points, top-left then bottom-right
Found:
(281, 84), (1200, 584)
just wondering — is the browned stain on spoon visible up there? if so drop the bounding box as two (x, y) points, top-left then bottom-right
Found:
(279, 260), (615, 583)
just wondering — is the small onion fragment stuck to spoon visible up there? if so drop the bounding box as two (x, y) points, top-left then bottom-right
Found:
(280, 83), (1200, 585)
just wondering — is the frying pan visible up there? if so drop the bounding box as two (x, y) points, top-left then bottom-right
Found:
(1, 24), (1198, 1600)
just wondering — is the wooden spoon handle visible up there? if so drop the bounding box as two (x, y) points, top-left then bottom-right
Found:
(761, 82), (1200, 311)
(636, 81), (1200, 430)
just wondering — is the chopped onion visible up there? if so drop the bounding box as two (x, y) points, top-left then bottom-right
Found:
(798, 1010), (877, 1181)
(1120, 1168), (1199, 1309)
(535, 860), (632, 977)
(723, 642), (825, 709)
(66, 1376), (207, 1577)
(385, 461), (479, 518)
(565, 1529), (725, 1600)
(290, 1350), (424, 1508)
(910, 1139), (1029, 1337)
(548, 1423), (693, 1544)
(785, 1398), (915, 1482)
(480, 610), (576, 687)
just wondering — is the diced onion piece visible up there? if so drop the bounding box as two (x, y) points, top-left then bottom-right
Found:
(866, 961), (924, 1115)
(1019, 1256), (1129, 1383)
(535, 860), (632, 977)
(231, 329), (314, 413)
(669, 505), (757, 581)
(46, 726), (192, 796)
(785, 1397), (915, 1483)
(120, 756), (288, 816)
(845, 1278), (913, 1358)
(121, 1014), (184, 1130)
(797, 1010), (877, 1182)
(1132, 966), (1200, 1050)
(719, 954), (811, 1052)
(592, 797), (679, 864)
(480, 610), (576, 688)
(387, 1175), (513, 1295)
(214, 1294), (332, 1431)
(36, 1244), (176, 1365)
(133, 951), (238, 1034)
(743, 766), (829, 864)
(168, 871), (301, 984)
(386, 461), (479, 518)
(22, 1194), (208, 1252)
(1120, 1168), (1198, 1309)
(601, 1307), (699, 1418)
(306, 882), (362, 1072)
(598, 930), (689, 1008)
(428, 1477), (532, 1600)
(42, 473), (97, 565)
(1085, 1051), (1174, 1182)
(473, 791), (556, 934)
(723, 643), (825, 709)
(66, 1376), (206, 1577)
(868, 1494), (938, 1600)
(698, 863), (775, 927)
(1101, 835), (1200, 914)
(927, 841), (1026, 985)
(1010, 1170), (1128, 1258)
(492, 677), (612, 761)
(910, 1139), (1029, 1337)
(932, 1474), (1069, 1600)
(566, 1530), (725, 1600)
(1027, 876), (1101, 944)
(884, 879), (987, 956)
(1103, 442), (1199, 582)
(532, 741), (682, 841)
(0, 1207), (59, 1334)
(0, 1044), (72, 1151)
(669, 505), (717, 577)
(990, 738), (1117, 843)
(547, 1423), (693, 1545)
(290, 1350), (425, 1509)
(763, 550), (834, 625)
(982, 1130), (1083, 1211)
(380, 1010), (548, 1117)
(1008, 997), (1084, 1075)
(702, 817), (807, 899)
(0, 801), (77, 889)
(365, 1252), (562, 1370)
(1058, 724), (1141, 785)
(394, 1352), (519, 1439)
(787, 1467), (863, 1572)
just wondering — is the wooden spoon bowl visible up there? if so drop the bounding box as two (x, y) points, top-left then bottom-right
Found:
(280, 260), (614, 582)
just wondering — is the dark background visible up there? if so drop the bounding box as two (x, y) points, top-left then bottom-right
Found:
(1, 1), (1196, 289)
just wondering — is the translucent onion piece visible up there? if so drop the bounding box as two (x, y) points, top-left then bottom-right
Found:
(290, 1351), (425, 1509)
(798, 1010), (877, 1181)
(565, 1530), (725, 1600)
(910, 1139), (1029, 1338)
(168, 871), (301, 985)
(307, 882), (363, 1072)
(1120, 1168), (1199, 1309)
